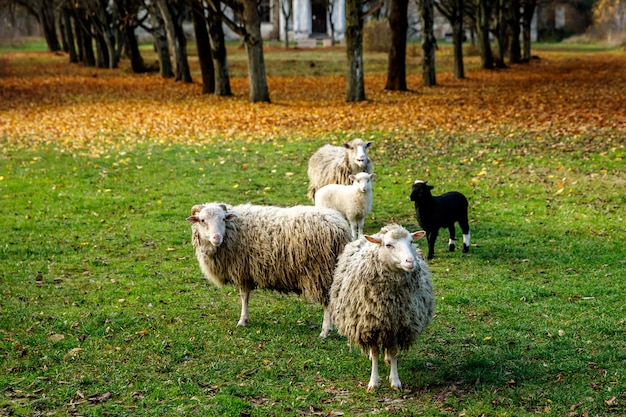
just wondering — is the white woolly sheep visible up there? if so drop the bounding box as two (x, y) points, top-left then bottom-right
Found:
(409, 180), (470, 260)
(314, 172), (375, 240)
(187, 202), (352, 338)
(307, 138), (374, 200)
(330, 224), (434, 391)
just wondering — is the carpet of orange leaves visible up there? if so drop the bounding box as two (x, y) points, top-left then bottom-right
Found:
(1, 50), (625, 152)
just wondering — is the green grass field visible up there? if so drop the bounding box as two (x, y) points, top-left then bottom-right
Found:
(1, 40), (625, 416)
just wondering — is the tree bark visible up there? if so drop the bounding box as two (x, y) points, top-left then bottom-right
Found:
(156, 0), (192, 82)
(452, 0), (464, 78)
(345, 0), (365, 101)
(493, 0), (507, 68)
(240, 0), (270, 102)
(420, 0), (436, 86)
(385, 0), (408, 91)
(77, 15), (96, 67)
(508, 0), (521, 63)
(114, 0), (146, 73)
(62, 7), (78, 63)
(435, 0), (464, 78)
(521, 0), (535, 60)
(476, 0), (494, 69)
(149, 4), (174, 77)
(191, 1), (216, 94)
(38, 0), (61, 52)
(207, 3), (232, 96)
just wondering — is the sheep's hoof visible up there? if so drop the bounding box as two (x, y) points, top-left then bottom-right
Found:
(367, 381), (379, 392)
(319, 329), (331, 338)
(389, 376), (402, 390)
(463, 244), (470, 253)
(236, 319), (249, 327)
(449, 243), (455, 252)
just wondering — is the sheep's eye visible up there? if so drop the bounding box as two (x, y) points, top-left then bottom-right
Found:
(200, 219), (205, 223)
(385, 244), (394, 249)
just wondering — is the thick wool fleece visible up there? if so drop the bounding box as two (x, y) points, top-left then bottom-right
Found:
(191, 203), (352, 306)
(307, 139), (373, 199)
(330, 227), (434, 354)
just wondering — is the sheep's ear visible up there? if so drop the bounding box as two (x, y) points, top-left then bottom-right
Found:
(218, 204), (228, 211)
(365, 141), (374, 148)
(187, 216), (199, 224)
(190, 204), (205, 216)
(428, 185), (434, 190)
(364, 235), (382, 245)
(225, 213), (237, 222)
(411, 231), (426, 241)
(349, 174), (357, 181)
(343, 142), (352, 149)
(370, 173), (376, 180)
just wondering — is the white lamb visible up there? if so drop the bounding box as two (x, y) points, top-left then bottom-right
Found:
(314, 172), (375, 240)
(307, 138), (374, 200)
(330, 224), (434, 391)
(187, 202), (352, 338)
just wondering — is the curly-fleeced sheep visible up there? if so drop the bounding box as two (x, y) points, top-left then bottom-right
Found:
(410, 180), (470, 260)
(330, 224), (434, 391)
(187, 203), (352, 338)
(314, 172), (375, 240)
(307, 138), (374, 200)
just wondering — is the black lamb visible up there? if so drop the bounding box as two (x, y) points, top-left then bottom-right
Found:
(409, 180), (470, 260)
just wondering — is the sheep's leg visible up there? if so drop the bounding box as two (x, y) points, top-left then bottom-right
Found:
(463, 232), (471, 253)
(350, 221), (358, 240)
(459, 217), (471, 253)
(448, 224), (456, 252)
(426, 230), (438, 260)
(387, 347), (401, 390)
(357, 217), (365, 239)
(237, 288), (250, 327)
(319, 304), (332, 338)
(367, 345), (380, 392)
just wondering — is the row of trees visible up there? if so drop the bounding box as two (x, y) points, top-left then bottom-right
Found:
(5, 0), (552, 102)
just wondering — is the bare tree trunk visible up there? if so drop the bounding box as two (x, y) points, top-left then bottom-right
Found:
(420, 0), (436, 86)
(241, 0), (270, 102)
(191, 1), (215, 94)
(476, 0), (494, 69)
(281, 0), (292, 47)
(521, 0), (535, 60)
(207, 2), (231, 95)
(345, 0), (365, 102)
(452, 0), (464, 78)
(385, 0), (408, 91)
(38, 0), (61, 52)
(62, 7), (78, 63)
(114, 0), (146, 73)
(508, 0), (521, 63)
(77, 15), (96, 67)
(493, 0), (507, 68)
(156, 0), (192, 82)
(149, 4), (174, 77)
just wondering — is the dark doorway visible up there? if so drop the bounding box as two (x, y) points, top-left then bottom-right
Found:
(311, 0), (327, 34)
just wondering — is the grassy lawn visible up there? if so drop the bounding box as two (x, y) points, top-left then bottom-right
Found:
(0, 40), (625, 416)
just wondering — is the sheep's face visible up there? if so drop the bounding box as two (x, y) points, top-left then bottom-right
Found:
(410, 180), (434, 202)
(365, 225), (426, 272)
(187, 204), (237, 247)
(349, 172), (374, 193)
(344, 139), (373, 169)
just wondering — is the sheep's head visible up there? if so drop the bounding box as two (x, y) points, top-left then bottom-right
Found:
(187, 203), (237, 247)
(349, 172), (375, 193)
(344, 138), (373, 170)
(409, 180), (434, 202)
(365, 224), (425, 272)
